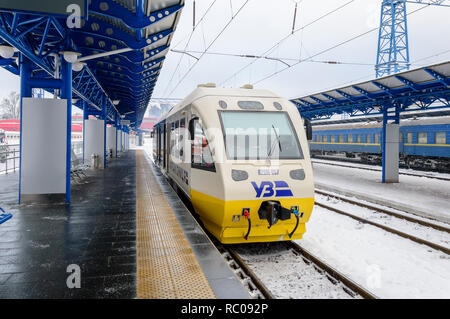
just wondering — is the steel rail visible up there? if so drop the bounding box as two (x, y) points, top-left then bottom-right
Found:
(312, 159), (450, 182)
(224, 245), (275, 300)
(315, 189), (450, 233)
(287, 241), (378, 299)
(315, 201), (450, 255)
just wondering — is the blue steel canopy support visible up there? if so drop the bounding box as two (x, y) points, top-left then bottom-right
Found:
(0, 1), (184, 130)
(18, 54), (32, 204)
(61, 57), (73, 203)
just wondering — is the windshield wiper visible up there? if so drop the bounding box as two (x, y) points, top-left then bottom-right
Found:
(267, 125), (282, 158)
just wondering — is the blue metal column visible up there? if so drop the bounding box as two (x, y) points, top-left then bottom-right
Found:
(83, 101), (88, 164)
(115, 115), (119, 158)
(103, 100), (107, 168)
(61, 57), (72, 203)
(18, 54), (33, 204)
(382, 108), (388, 183)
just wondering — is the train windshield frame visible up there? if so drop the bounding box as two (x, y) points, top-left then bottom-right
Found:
(218, 110), (304, 160)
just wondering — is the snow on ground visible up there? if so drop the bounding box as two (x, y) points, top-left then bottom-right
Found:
(312, 161), (450, 223)
(298, 205), (450, 298)
(312, 158), (450, 180)
(316, 193), (450, 250)
(234, 243), (357, 299)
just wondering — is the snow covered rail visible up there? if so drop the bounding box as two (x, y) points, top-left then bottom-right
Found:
(228, 242), (377, 299)
(314, 200), (450, 255)
(288, 242), (378, 299)
(312, 159), (450, 181)
(217, 243), (275, 300)
(315, 189), (450, 233)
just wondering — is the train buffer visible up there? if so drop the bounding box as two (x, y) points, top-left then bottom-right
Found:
(0, 207), (12, 225)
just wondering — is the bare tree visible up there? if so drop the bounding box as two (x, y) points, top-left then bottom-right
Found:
(0, 91), (20, 119)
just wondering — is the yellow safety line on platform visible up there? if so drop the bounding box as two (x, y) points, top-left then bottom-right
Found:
(136, 150), (216, 299)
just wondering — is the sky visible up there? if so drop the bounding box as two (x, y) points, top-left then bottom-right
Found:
(0, 0), (449, 106)
(153, 0), (450, 99)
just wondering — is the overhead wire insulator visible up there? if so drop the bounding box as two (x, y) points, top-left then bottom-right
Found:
(292, 2), (298, 34)
(193, 0), (196, 31)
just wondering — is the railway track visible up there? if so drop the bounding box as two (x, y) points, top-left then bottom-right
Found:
(315, 191), (450, 255)
(218, 241), (377, 299)
(312, 159), (450, 181)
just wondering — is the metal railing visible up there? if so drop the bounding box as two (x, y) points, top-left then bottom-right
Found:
(0, 141), (84, 175)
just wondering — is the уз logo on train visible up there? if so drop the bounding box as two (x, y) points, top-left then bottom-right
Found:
(251, 181), (294, 198)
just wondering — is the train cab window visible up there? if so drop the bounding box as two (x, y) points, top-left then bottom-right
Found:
(356, 135), (361, 143)
(418, 132), (427, 144)
(219, 111), (303, 160)
(436, 132), (446, 144)
(374, 134), (380, 144)
(366, 134), (371, 143)
(338, 135), (344, 143)
(192, 121), (215, 172)
(330, 135), (336, 143)
(347, 134), (353, 143)
(406, 132), (412, 144)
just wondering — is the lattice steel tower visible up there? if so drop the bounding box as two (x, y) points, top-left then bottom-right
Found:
(375, 0), (450, 78)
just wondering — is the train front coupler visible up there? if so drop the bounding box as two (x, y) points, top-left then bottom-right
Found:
(258, 201), (301, 239)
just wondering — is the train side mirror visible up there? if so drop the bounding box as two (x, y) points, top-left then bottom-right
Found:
(189, 116), (198, 140)
(304, 118), (313, 141)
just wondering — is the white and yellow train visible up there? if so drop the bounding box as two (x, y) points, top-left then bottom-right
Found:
(152, 84), (314, 244)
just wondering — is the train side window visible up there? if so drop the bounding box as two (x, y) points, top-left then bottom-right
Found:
(191, 121), (216, 172)
(356, 135), (361, 143)
(418, 132), (427, 144)
(348, 134), (353, 143)
(374, 134), (379, 144)
(338, 135), (344, 143)
(436, 132), (446, 144)
(366, 134), (371, 143)
(330, 135), (336, 143)
(406, 132), (412, 144)
(399, 133), (403, 143)
(322, 135), (327, 142)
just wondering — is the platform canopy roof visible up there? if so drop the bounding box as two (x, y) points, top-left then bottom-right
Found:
(0, 0), (184, 129)
(291, 61), (450, 121)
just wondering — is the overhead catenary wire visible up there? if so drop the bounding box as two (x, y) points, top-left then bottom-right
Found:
(219, 0), (357, 86)
(167, 0), (251, 96)
(251, 3), (432, 87)
(162, 0), (219, 97)
(171, 49), (374, 66)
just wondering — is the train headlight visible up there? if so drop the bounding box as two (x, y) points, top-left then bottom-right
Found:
(231, 169), (248, 181)
(290, 169), (305, 180)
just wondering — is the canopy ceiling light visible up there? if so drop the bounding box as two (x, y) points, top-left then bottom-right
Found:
(113, 100), (120, 105)
(72, 61), (86, 72)
(0, 45), (15, 59)
(61, 51), (81, 63)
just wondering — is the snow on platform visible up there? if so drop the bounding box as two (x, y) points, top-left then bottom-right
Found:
(298, 205), (450, 299)
(312, 162), (450, 223)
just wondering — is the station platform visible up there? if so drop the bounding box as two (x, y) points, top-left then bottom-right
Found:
(0, 150), (249, 299)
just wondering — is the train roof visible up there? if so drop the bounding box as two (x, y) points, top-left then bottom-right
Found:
(313, 116), (450, 131)
(154, 86), (280, 126)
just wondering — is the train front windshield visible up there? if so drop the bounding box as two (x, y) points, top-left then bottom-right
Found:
(219, 111), (304, 160)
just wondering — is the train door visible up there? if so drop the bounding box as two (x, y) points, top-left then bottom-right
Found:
(177, 114), (190, 196)
(163, 123), (167, 169)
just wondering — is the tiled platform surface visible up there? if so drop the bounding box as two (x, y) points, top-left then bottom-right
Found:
(0, 149), (250, 299)
(137, 150), (250, 299)
(0, 152), (137, 298)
